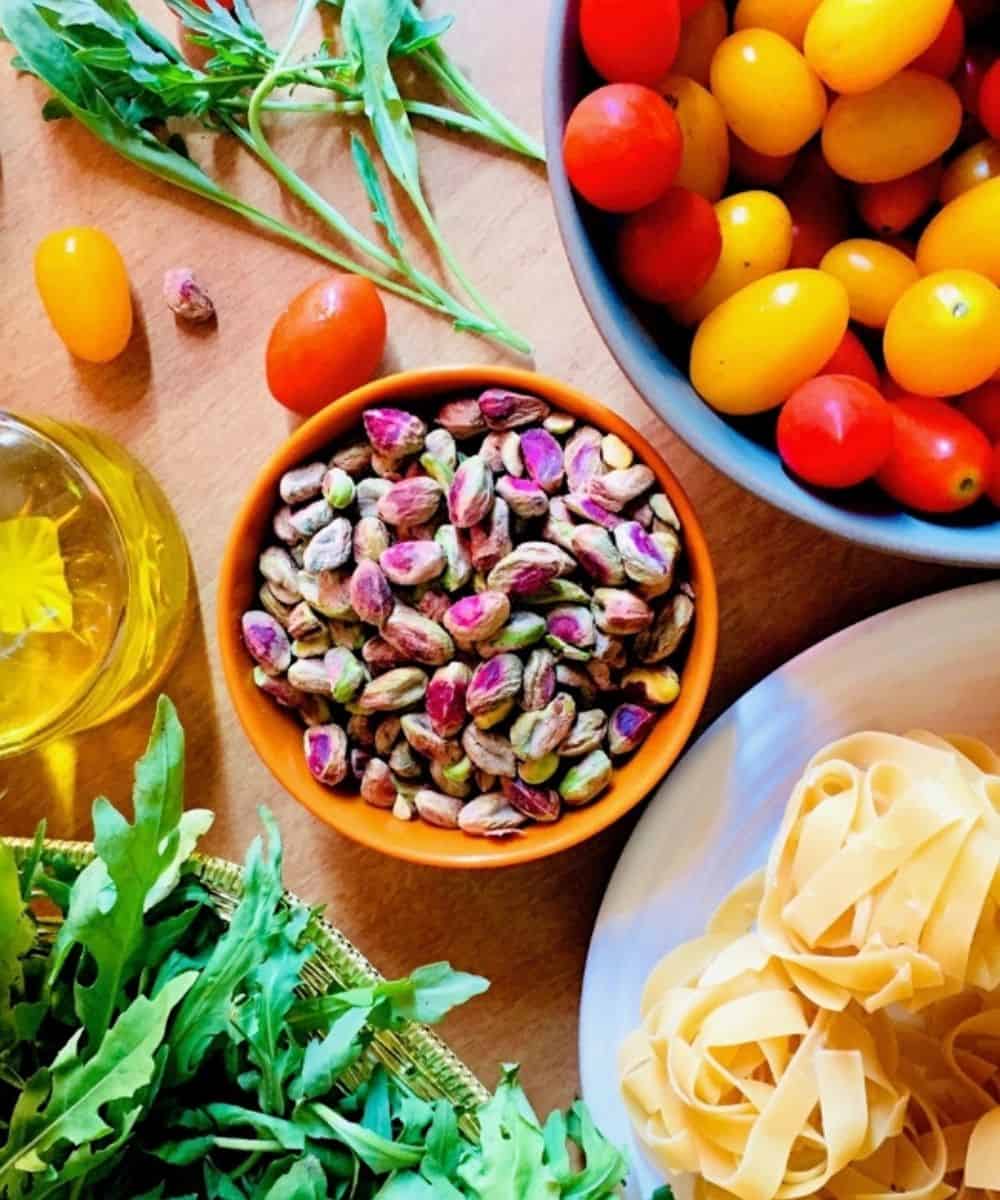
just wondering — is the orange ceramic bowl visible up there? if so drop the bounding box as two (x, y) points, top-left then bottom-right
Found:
(218, 366), (718, 869)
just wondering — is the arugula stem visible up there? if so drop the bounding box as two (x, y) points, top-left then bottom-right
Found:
(214, 1137), (284, 1153)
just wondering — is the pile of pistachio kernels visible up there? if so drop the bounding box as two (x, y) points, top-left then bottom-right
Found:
(241, 388), (696, 837)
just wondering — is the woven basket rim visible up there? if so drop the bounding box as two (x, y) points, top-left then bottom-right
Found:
(2, 835), (490, 1127)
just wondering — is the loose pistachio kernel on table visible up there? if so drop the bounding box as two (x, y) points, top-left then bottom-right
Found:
(242, 388), (697, 837)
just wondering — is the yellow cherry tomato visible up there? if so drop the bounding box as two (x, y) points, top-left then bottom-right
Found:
(690, 269), (850, 415)
(884, 271), (1000, 396)
(661, 75), (730, 202)
(34, 227), (133, 364)
(669, 190), (793, 326)
(733, 0), (821, 47)
(804, 0), (951, 94)
(939, 140), (1000, 204)
(917, 177), (1000, 285)
(671, 0), (727, 87)
(819, 238), (919, 329)
(821, 72), (961, 185)
(710, 31), (827, 158)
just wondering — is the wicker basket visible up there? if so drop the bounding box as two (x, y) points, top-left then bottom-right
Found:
(3, 837), (489, 1137)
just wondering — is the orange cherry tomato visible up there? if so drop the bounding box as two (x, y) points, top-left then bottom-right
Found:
(956, 381), (1000, 442)
(883, 270), (1000, 397)
(580, 0), (681, 86)
(711, 30), (827, 157)
(855, 162), (943, 235)
(939, 139), (1000, 201)
(820, 239), (919, 329)
(661, 75), (730, 201)
(690, 268), (849, 414)
(728, 135), (796, 186)
(988, 443), (1000, 507)
(266, 274), (387, 416)
(782, 146), (849, 269)
(732, 0), (821, 47)
(980, 60), (1000, 141)
(918, 177), (1000, 283)
(34, 227), (133, 364)
(563, 85), (683, 212)
(617, 187), (722, 303)
(821, 329), (880, 388)
(777, 375), (894, 488)
(876, 395), (992, 512)
(672, 0), (727, 86)
(911, 4), (965, 77)
(822, 71), (961, 184)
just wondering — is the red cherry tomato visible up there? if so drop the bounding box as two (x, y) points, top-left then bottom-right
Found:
(876, 395), (992, 512)
(782, 146), (849, 269)
(820, 329), (881, 389)
(956, 381), (1000, 441)
(728, 134), (797, 186)
(617, 187), (722, 303)
(856, 162), (943, 236)
(777, 375), (894, 489)
(912, 5), (965, 78)
(266, 274), (387, 416)
(563, 84), (683, 212)
(979, 60), (1000, 140)
(955, 45), (995, 114)
(680, 0), (708, 13)
(988, 442), (1000, 506)
(580, 0), (681, 86)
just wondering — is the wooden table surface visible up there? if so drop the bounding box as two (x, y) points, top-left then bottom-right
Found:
(0, 0), (982, 1121)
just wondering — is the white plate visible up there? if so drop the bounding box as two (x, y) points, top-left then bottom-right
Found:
(579, 581), (1000, 1200)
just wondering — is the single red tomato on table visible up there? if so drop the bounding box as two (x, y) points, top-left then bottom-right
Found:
(617, 187), (722, 303)
(820, 329), (881, 389)
(580, 0), (681, 86)
(777, 375), (894, 489)
(979, 60), (1000, 140)
(912, 5), (965, 78)
(563, 84), (683, 211)
(855, 162), (943, 236)
(266, 274), (387, 416)
(782, 146), (849, 269)
(956, 381), (1000, 441)
(876, 395), (993, 512)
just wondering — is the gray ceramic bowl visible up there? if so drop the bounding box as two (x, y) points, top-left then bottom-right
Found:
(543, 0), (1000, 567)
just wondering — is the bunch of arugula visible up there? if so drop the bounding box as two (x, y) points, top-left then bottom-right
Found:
(0, 0), (541, 353)
(0, 698), (627, 1198)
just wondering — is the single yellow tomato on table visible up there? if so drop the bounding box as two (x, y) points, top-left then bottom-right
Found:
(884, 270), (1000, 396)
(710, 30), (827, 158)
(940, 140), (1000, 203)
(34, 227), (133, 363)
(669, 190), (793, 326)
(661, 76), (730, 202)
(733, 0), (821, 47)
(918, 177), (1000, 284)
(820, 239), (919, 329)
(690, 268), (850, 415)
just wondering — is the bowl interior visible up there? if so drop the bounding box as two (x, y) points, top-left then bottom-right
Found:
(218, 366), (718, 869)
(542, 0), (1000, 568)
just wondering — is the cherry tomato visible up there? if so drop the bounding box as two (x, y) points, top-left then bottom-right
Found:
(988, 443), (1000, 507)
(617, 187), (722, 303)
(911, 5), (965, 78)
(661, 75), (730, 201)
(955, 45), (995, 114)
(804, 0), (952, 94)
(669, 190), (793, 325)
(782, 146), (849, 269)
(266, 274), (387, 416)
(876, 395), (992, 511)
(672, 0), (727, 86)
(821, 329), (880, 388)
(956, 0), (996, 24)
(820, 239), (919, 329)
(580, 0), (681, 86)
(679, 0), (707, 13)
(918, 177), (1000, 283)
(710, 31), (827, 157)
(690, 268), (850, 414)
(732, 0), (820, 47)
(563, 85), (683, 212)
(856, 162), (943, 235)
(940, 139), (1000, 201)
(884, 270), (1000, 396)
(979, 60), (1000, 140)
(728, 136), (796, 187)
(822, 72), (962, 184)
(956, 381), (1000, 441)
(778, 375), (893, 488)
(34, 227), (132, 364)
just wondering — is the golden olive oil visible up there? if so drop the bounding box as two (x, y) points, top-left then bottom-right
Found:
(0, 414), (190, 756)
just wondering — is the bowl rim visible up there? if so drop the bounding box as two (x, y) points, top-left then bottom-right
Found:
(541, 0), (1000, 569)
(217, 365), (719, 870)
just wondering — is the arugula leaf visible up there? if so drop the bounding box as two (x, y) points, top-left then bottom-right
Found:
(289, 1008), (368, 1104)
(261, 1155), (327, 1200)
(349, 131), (404, 256)
(297, 1102), (423, 1173)
(16, 821), (46, 901)
(0, 843), (35, 1049)
(50, 697), (212, 1047)
(563, 1102), (628, 1199)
